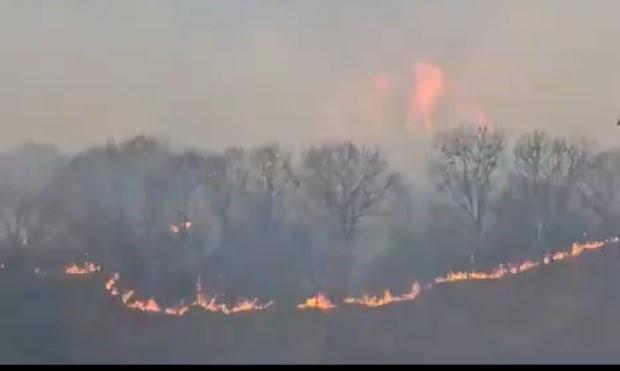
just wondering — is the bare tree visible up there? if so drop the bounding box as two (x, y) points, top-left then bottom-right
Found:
(170, 151), (209, 234)
(249, 143), (298, 228)
(579, 148), (620, 234)
(514, 130), (553, 191)
(202, 148), (250, 247)
(512, 131), (594, 250)
(430, 125), (505, 238)
(302, 142), (398, 295)
(513, 130), (554, 251)
(0, 143), (64, 259)
(303, 142), (398, 242)
(0, 187), (33, 250)
(547, 137), (592, 207)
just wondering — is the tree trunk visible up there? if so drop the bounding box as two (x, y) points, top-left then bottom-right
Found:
(331, 239), (351, 299)
(263, 192), (274, 233)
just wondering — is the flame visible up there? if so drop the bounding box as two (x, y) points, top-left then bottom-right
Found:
(34, 267), (46, 277)
(455, 100), (492, 130)
(434, 261), (541, 284)
(543, 241), (605, 264)
(192, 277), (273, 315)
(105, 273), (192, 316)
(126, 297), (162, 313)
(105, 273), (273, 316)
(65, 262), (101, 275)
(164, 304), (190, 316)
(170, 221), (192, 234)
(510, 260), (539, 274)
(435, 240), (607, 285)
(297, 292), (337, 311)
(192, 293), (273, 315)
(122, 290), (134, 304)
(470, 104), (490, 128)
(229, 299), (274, 314)
(83, 238), (619, 317)
(105, 273), (120, 296)
(409, 62), (444, 133)
(344, 282), (421, 308)
(374, 73), (391, 95)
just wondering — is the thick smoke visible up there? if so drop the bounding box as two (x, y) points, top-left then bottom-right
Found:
(2, 1), (620, 364)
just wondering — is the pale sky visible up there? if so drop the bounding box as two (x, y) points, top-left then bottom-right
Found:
(1, 0), (619, 157)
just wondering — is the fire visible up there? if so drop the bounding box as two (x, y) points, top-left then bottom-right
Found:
(456, 100), (492, 130)
(344, 282), (421, 308)
(34, 267), (46, 277)
(543, 241), (605, 264)
(106, 274), (192, 316)
(192, 277), (274, 315)
(192, 293), (273, 315)
(434, 261), (540, 284)
(374, 73), (391, 95)
(80, 238), (619, 317)
(122, 290), (134, 304)
(409, 62), (444, 133)
(105, 273), (120, 296)
(470, 104), (490, 128)
(103, 274), (273, 316)
(170, 221), (192, 234)
(65, 262), (101, 275)
(126, 297), (162, 313)
(164, 304), (190, 316)
(434, 264), (512, 284)
(509, 260), (539, 274)
(297, 292), (337, 311)
(435, 240), (608, 285)
(229, 299), (274, 314)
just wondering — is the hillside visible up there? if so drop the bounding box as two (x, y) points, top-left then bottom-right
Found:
(2, 245), (620, 364)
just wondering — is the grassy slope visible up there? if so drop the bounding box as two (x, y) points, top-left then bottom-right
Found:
(2, 246), (620, 363)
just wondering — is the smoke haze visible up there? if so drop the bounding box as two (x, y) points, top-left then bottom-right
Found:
(1, 0), (619, 156)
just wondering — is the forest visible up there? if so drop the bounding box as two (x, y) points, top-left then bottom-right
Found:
(2, 125), (620, 363)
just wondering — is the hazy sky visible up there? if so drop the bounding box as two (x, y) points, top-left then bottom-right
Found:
(1, 0), (619, 155)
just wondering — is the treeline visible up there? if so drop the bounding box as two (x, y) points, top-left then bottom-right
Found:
(0, 126), (619, 302)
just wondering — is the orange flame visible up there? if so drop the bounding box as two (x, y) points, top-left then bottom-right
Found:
(435, 240), (607, 285)
(121, 290), (134, 304)
(193, 293), (273, 315)
(297, 292), (337, 311)
(509, 260), (539, 274)
(409, 62), (444, 133)
(374, 73), (391, 96)
(91, 237), (617, 316)
(65, 262), (101, 275)
(105, 273), (120, 296)
(344, 282), (421, 308)
(105, 274), (192, 316)
(192, 277), (273, 315)
(170, 221), (192, 234)
(470, 105), (490, 128)
(543, 241), (605, 264)
(126, 297), (162, 313)
(164, 304), (190, 316)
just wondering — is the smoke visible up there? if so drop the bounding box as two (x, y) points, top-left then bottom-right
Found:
(408, 62), (445, 134)
(374, 73), (391, 96)
(1, 1), (618, 154)
(1, 1), (620, 363)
